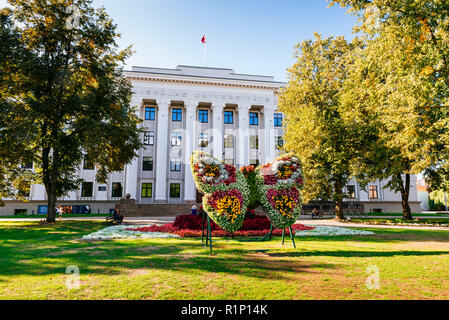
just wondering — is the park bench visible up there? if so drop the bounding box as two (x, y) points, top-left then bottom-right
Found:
(106, 215), (124, 224)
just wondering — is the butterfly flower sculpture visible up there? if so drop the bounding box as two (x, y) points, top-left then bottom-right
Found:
(190, 151), (304, 233)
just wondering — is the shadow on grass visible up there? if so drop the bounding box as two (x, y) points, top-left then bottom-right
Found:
(268, 250), (449, 258)
(1, 221), (449, 280)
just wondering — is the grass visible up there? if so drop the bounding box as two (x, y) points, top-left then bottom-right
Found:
(0, 221), (448, 300)
(0, 214), (110, 218)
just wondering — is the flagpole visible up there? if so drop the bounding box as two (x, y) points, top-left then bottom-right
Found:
(201, 34), (207, 66)
(203, 41), (206, 66)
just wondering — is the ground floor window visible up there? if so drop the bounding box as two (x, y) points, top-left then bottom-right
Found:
(250, 159), (260, 166)
(141, 183), (153, 198)
(346, 185), (356, 199)
(111, 182), (123, 198)
(369, 185), (378, 200)
(81, 182), (93, 197)
(275, 136), (284, 149)
(14, 209), (27, 216)
(170, 183), (181, 198)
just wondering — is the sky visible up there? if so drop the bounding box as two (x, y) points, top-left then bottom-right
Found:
(0, 0), (358, 82)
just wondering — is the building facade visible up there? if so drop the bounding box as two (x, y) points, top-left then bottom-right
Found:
(0, 65), (422, 215)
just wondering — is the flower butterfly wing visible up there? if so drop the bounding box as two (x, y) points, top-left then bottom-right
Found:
(256, 154), (304, 229)
(190, 151), (249, 233)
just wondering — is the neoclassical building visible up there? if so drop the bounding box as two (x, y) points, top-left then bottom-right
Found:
(0, 65), (422, 215)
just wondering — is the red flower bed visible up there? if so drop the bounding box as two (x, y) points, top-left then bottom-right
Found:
(127, 214), (315, 238)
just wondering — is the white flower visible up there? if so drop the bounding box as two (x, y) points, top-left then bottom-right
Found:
(295, 226), (374, 237)
(82, 225), (180, 240)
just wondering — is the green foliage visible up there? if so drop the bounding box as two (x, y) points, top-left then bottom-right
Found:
(330, 0), (449, 220)
(0, 0), (143, 221)
(279, 34), (366, 219)
(240, 166), (260, 210)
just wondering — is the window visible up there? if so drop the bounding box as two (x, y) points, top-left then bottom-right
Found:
(224, 111), (234, 124)
(142, 157), (153, 171)
(145, 106), (156, 120)
(198, 133), (208, 148)
(83, 156), (94, 170)
(14, 209), (27, 216)
(346, 185), (356, 199)
(274, 113), (283, 127)
(111, 182), (123, 198)
(170, 158), (181, 172)
(275, 136), (284, 149)
(171, 133), (182, 146)
(172, 108), (182, 122)
(250, 135), (259, 149)
(198, 110), (209, 123)
(225, 159), (234, 165)
(249, 112), (259, 126)
(21, 161), (33, 169)
(144, 131), (155, 145)
(250, 159), (260, 166)
(18, 181), (31, 197)
(141, 183), (153, 198)
(224, 134), (234, 148)
(81, 182), (93, 197)
(170, 183), (181, 198)
(369, 185), (378, 200)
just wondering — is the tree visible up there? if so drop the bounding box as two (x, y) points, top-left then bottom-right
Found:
(0, 10), (36, 206)
(279, 34), (367, 221)
(0, 0), (142, 222)
(331, 0), (449, 219)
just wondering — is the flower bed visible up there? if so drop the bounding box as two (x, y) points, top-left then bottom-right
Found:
(294, 226), (375, 237)
(81, 225), (181, 240)
(127, 221), (315, 238)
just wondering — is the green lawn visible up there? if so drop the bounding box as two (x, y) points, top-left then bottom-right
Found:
(0, 214), (110, 218)
(0, 221), (448, 300)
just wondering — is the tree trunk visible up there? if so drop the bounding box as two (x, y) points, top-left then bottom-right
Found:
(399, 173), (413, 220)
(335, 177), (345, 221)
(46, 183), (57, 223)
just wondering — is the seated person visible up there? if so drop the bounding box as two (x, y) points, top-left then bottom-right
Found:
(111, 209), (124, 223)
(191, 205), (198, 216)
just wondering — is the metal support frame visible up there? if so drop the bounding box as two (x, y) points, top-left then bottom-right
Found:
(261, 223), (296, 248)
(201, 211), (212, 252)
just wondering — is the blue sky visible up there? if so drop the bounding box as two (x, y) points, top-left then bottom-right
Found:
(1, 0), (358, 82)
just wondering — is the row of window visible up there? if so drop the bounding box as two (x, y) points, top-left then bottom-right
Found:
(345, 185), (379, 200)
(143, 131), (284, 149)
(141, 182), (180, 199)
(81, 182), (123, 198)
(16, 181), (379, 200)
(144, 106), (283, 126)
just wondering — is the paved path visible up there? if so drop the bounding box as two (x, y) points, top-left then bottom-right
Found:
(2, 216), (449, 231)
(303, 219), (449, 231)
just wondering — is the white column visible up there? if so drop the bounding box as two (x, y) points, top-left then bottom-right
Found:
(155, 99), (170, 202)
(184, 102), (198, 202)
(125, 157), (138, 199)
(212, 103), (224, 160)
(264, 107), (276, 163)
(237, 104), (250, 166)
(124, 98), (142, 199)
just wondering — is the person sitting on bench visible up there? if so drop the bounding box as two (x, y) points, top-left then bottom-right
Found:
(106, 209), (124, 224)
